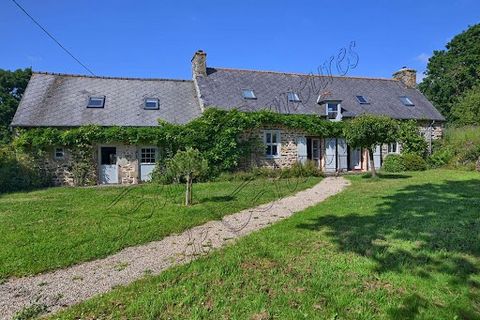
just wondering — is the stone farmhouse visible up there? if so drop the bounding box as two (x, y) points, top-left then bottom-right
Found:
(11, 50), (445, 185)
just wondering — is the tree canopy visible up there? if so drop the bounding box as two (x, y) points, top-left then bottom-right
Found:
(343, 114), (398, 177)
(0, 68), (32, 144)
(451, 83), (480, 126)
(418, 24), (480, 122)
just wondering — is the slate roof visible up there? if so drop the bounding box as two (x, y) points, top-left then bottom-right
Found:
(195, 67), (445, 121)
(11, 72), (202, 127)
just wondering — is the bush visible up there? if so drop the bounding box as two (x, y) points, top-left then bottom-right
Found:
(0, 146), (51, 193)
(428, 126), (480, 170)
(382, 154), (405, 172)
(428, 147), (454, 168)
(401, 153), (427, 171)
(216, 161), (324, 181)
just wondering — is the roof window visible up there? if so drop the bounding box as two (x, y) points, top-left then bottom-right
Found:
(87, 96), (105, 108)
(355, 95), (369, 104)
(399, 96), (414, 106)
(144, 98), (159, 110)
(287, 92), (301, 102)
(242, 89), (256, 100)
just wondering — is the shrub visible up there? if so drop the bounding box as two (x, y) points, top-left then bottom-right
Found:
(398, 120), (428, 156)
(428, 147), (454, 168)
(0, 146), (51, 193)
(382, 154), (405, 172)
(402, 153), (427, 171)
(281, 161), (323, 178)
(429, 126), (480, 170)
(216, 161), (323, 181)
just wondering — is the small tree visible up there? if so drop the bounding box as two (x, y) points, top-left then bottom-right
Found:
(166, 148), (208, 206)
(343, 115), (398, 177)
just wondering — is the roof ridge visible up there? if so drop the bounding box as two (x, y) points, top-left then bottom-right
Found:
(208, 67), (398, 82)
(32, 71), (192, 82)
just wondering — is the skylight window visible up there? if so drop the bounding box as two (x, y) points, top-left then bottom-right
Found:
(356, 95), (369, 104)
(144, 98), (159, 110)
(242, 89), (256, 100)
(399, 96), (414, 106)
(287, 92), (301, 102)
(87, 96), (105, 108)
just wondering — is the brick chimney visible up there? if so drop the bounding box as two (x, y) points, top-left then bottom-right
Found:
(393, 67), (417, 88)
(191, 50), (207, 77)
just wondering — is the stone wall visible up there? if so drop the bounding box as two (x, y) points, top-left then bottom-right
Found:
(418, 121), (444, 141)
(240, 126), (328, 170)
(42, 147), (97, 186)
(117, 145), (139, 184)
(241, 127), (313, 169)
(42, 144), (141, 186)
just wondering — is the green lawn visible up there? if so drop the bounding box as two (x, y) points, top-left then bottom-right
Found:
(0, 177), (320, 279)
(51, 170), (480, 319)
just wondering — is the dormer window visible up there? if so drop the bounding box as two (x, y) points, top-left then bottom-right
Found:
(326, 102), (340, 120)
(242, 89), (256, 100)
(399, 96), (414, 106)
(87, 96), (105, 108)
(356, 95), (369, 104)
(144, 98), (159, 110)
(287, 92), (301, 102)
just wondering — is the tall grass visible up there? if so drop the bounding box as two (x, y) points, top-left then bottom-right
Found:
(431, 126), (480, 170)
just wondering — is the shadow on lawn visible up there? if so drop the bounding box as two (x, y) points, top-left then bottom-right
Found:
(297, 178), (480, 318)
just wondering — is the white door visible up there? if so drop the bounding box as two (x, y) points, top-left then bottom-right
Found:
(337, 138), (348, 171)
(99, 147), (118, 184)
(324, 138), (336, 173)
(350, 148), (362, 170)
(297, 136), (307, 164)
(368, 145), (382, 169)
(140, 147), (157, 182)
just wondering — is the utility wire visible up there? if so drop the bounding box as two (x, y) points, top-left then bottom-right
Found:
(11, 0), (96, 76)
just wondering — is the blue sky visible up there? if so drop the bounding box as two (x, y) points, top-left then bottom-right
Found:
(1, 0), (478, 82)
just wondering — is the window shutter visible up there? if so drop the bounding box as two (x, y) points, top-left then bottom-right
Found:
(337, 138), (348, 171)
(297, 136), (307, 164)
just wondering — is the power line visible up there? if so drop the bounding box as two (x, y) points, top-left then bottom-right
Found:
(11, 0), (96, 76)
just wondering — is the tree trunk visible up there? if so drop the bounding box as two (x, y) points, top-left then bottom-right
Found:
(368, 148), (377, 178)
(185, 174), (193, 206)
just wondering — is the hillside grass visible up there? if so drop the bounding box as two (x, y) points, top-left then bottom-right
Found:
(0, 177), (320, 279)
(51, 170), (480, 319)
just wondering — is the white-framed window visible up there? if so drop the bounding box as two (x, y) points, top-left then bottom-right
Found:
(388, 142), (399, 154)
(140, 147), (157, 164)
(399, 96), (414, 106)
(287, 92), (301, 102)
(144, 98), (159, 110)
(264, 130), (281, 158)
(326, 102), (340, 120)
(54, 147), (65, 160)
(242, 89), (256, 100)
(87, 96), (105, 108)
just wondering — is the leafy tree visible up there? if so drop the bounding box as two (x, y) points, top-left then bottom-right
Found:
(418, 24), (480, 121)
(451, 83), (480, 125)
(398, 120), (428, 156)
(0, 68), (32, 144)
(343, 115), (398, 177)
(166, 148), (209, 206)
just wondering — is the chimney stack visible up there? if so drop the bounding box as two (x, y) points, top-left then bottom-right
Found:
(393, 67), (417, 88)
(191, 50), (207, 77)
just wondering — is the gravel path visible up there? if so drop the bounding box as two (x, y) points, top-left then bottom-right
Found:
(0, 177), (349, 319)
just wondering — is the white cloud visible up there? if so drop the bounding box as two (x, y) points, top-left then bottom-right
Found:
(415, 53), (430, 64)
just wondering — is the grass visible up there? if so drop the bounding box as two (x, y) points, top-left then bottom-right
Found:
(50, 169), (480, 319)
(0, 176), (320, 279)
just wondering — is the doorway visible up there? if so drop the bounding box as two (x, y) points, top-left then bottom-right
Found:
(99, 146), (118, 184)
(306, 137), (322, 168)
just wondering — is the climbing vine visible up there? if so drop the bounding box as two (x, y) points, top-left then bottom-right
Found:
(14, 109), (345, 175)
